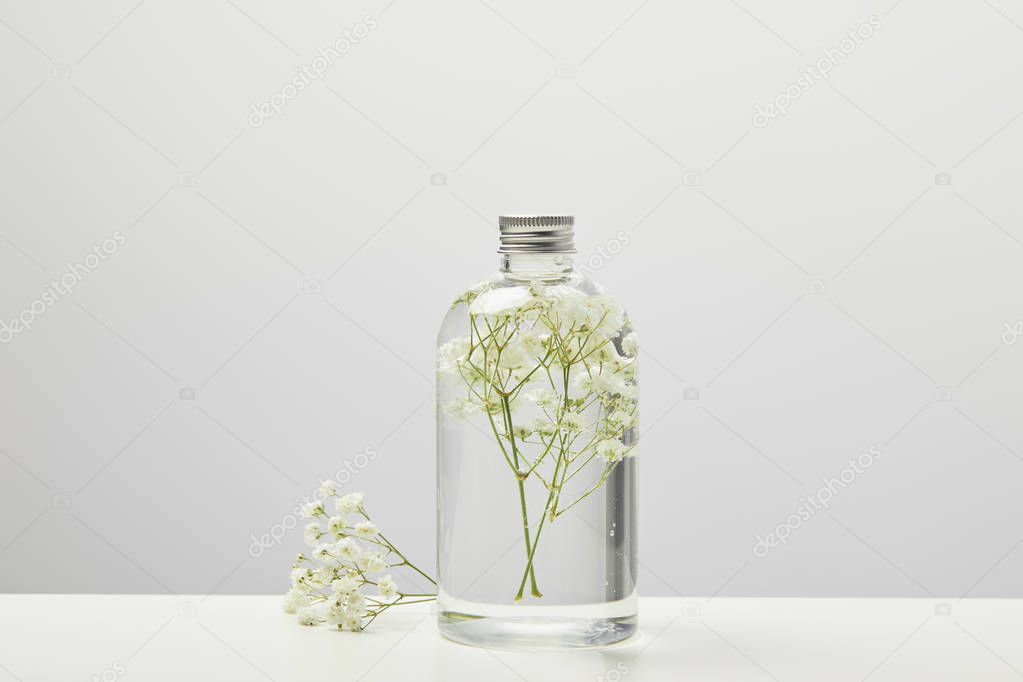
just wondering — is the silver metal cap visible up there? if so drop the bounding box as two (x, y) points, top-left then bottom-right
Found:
(498, 215), (575, 254)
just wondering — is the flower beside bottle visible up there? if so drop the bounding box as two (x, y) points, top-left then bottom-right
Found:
(283, 489), (436, 631)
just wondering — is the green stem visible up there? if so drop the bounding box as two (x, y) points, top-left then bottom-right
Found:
(375, 528), (437, 586)
(502, 395), (540, 598)
(514, 469), (558, 601)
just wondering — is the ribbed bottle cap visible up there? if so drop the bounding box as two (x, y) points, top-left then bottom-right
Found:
(498, 215), (575, 254)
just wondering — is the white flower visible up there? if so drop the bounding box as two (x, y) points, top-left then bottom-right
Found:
(302, 501), (325, 518)
(331, 575), (360, 594)
(525, 389), (559, 409)
(312, 543), (334, 562)
(586, 295), (624, 338)
(328, 516), (345, 537)
(312, 566), (333, 586)
(498, 332), (545, 370)
(609, 408), (637, 431)
(303, 522), (321, 547)
(342, 610), (363, 631)
(347, 591), (367, 613)
(360, 552), (387, 574)
(297, 607), (319, 626)
(512, 424), (532, 441)
(319, 479), (337, 497)
(336, 493), (364, 515)
(377, 575), (398, 601)
(326, 598), (346, 626)
(529, 418), (556, 438)
(444, 397), (481, 419)
(335, 537), (362, 562)
(290, 567), (311, 585)
(353, 520), (378, 538)
(596, 439), (627, 463)
(594, 372), (629, 397)
(437, 338), (470, 375)
(497, 341), (531, 370)
(282, 589), (308, 614)
(546, 287), (590, 328)
(469, 286), (532, 317)
(561, 411), (585, 433)
(621, 332), (638, 357)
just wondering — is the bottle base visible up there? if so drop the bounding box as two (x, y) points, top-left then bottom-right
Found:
(438, 610), (638, 650)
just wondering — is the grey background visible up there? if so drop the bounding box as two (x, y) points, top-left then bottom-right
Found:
(1, 0), (1021, 599)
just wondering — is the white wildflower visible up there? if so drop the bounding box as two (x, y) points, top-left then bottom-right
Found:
(498, 332), (545, 371)
(326, 598), (346, 626)
(443, 397), (481, 419)
(497, 339), (531, 370)
(331, 574), (359, 594)
(347, 591), (367, 613)
(312, 543), (334, 562)
(311, 566), (333, 586)
(529, 418), (556, 438)
(596, 439), (627, 463)
(469, 286), (532, 317)
(353, 520), (378, 538)
(561, 411), (585, 433)
(512, 424), (532, 441)
(360, 552), (387, 575)
(319, 479), (337, 497)
(595, 372), (629, 397)
(303, 522), (321, 547)
(282, 589), (308, 614)
(437, 337), (470, 375)
(335, 537), (362, 562)
(296, 607), (319, 626)
(328, 516), (345, 537)
(342, 610), (363, 632)
(302, 501), (325, 518)
(546, 287), (590, 328)
(587, 295), (624, 338)
(291, 567), (316, 588)
(377, 575), (398, 601)
(525, 389), (560, 410)
(609, 408), (637, 431)
(336, 493), (364, 515)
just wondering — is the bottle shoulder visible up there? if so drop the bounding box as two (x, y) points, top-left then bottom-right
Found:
(438, 269), (634, 339)
(442, 269), (620, 307)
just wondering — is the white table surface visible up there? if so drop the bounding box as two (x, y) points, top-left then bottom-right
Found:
(0, 595), (1020, 681)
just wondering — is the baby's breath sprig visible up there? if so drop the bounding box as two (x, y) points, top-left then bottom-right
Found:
(283, 489), (436, 631)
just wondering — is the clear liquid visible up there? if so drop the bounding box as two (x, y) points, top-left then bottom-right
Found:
(437, 410), (638, 650)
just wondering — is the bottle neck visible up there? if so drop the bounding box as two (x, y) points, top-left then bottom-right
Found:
(500, 252), (575, 281)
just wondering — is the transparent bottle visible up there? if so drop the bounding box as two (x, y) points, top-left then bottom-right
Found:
(436, 215), (638, 649)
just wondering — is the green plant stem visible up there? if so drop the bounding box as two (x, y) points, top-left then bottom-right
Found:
(375, 528), (437, 586)
(514, 457), (560, 601)
(502, 395), (541, 598)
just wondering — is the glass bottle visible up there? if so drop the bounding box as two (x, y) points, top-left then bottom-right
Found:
(436, 215), (638, 649)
